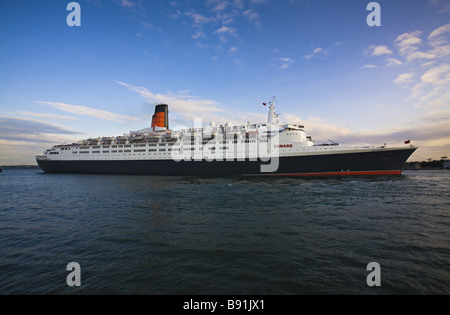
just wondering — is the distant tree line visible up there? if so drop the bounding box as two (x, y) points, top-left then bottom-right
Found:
(405, 156), (449, 170)
(419, 160), (446, 168)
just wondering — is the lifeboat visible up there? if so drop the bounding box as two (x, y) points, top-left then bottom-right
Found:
(115, 136), (128, 144)
(129, 134), (145, 143)
(87, 138), (101, 145)
(101, 137), (114, 145)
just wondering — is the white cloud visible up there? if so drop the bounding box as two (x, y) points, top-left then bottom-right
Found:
(277, 111), (450, 160)
(0, 116), (82, 136)
(214, 25), (238, 43)
(395, 31), (423, 48)
(181, 1), (264, 49)
(420, 64), (450, 84)
(313, 47), (323, 54)
(428, 23), (450, 59)
(388, 24), (450, 64)
(429, 22), (450, 39)
(380, 23), (450, 110)
(422, 61), (436, 67)
(216, 12), (235, 25)
(228, 46), (238, 54)
(37, 101), (139, 122)
(208, 1), (229, 12)
(205, 1), (243, 25)
(367, 23), (450, 70)
(191, 30), (206, 39)
(411, 64), (450, 108)
(195, 42), (209, 49)
(305, 47), (325, 59)
(0, 116), (83, 162)
(386, 57), (403, 66)
(243, 9), (261, 27)
(300, 113), (450, 159)
(436, 2), (450, 13)
(432, 44), (450, 58)
(214, 25), (237, 35)
(185, 10), (214, 26)
(394, 31), (423, 60)
(279, 57), (294, 69)
(422, 91), (450, 109)
(361, 64), (377, 69)
(232, 0), (244, 9)
(406, 51), (436, 61)
(114, 81), (314, 128)
(281, 114), (353, 141)
(369, 45), (393, 56)
(17, 111), (79, 121)
(114, 81), (280, 128)
(140, 21), (153, 30)
(0, 138), (73, 165)
(120, 0), (135, 8)
(394, 73), (415, 85)
(115, 81), (223, 123)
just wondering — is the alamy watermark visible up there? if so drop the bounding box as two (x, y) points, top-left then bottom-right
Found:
(366, 262), (381, 287)
(66, 2), (81, 27)
(169, 118), (280, 173)
(367, 2), (381, 27)
(66, 262), (81, 287)
(65, 2), (380, 28)
(64, 261), (381, 290)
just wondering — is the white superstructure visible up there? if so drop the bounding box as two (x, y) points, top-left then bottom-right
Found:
(36, 98), (408, 164)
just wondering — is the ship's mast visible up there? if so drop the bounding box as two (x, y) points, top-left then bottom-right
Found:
(267, 96), (280, 124)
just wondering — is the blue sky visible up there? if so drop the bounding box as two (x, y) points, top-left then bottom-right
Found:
(1, 0), (450, 164)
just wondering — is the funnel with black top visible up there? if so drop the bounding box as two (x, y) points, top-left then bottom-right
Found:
(151, 104), (169, 131)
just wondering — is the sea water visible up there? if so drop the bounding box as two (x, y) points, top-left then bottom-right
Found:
(0, 169), (449, 294)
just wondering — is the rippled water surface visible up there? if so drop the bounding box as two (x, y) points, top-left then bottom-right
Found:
(1, 169), (449, 294)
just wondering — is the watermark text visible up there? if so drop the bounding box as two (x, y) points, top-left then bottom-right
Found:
(67, 2), (81, 27)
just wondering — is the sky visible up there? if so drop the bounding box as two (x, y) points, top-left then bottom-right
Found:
(1, 0), (450, 165)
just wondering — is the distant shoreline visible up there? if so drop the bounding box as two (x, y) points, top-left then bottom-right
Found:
(404, 167), (447, 171)
(0, 165), (448, 172)
(404, 161), (449, 170)
(0, 165), (40, 170)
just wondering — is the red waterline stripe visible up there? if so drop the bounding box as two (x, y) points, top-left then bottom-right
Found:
(266, 170), (402, 176)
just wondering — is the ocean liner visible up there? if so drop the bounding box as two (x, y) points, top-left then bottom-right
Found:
(36, 99), (417, 176)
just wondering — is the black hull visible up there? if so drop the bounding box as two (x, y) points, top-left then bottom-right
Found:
(36, 148), (416, 176)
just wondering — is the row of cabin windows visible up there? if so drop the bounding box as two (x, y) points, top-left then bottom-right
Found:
(77, 144), (166, 150)
(71, 142), (268, 154)
(72, 147), (329, 156)
(73, 149), (173, 154)
(71, 146), (275, 155)
(183, 140), (265, 145)
(66, 140), (269, 152)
